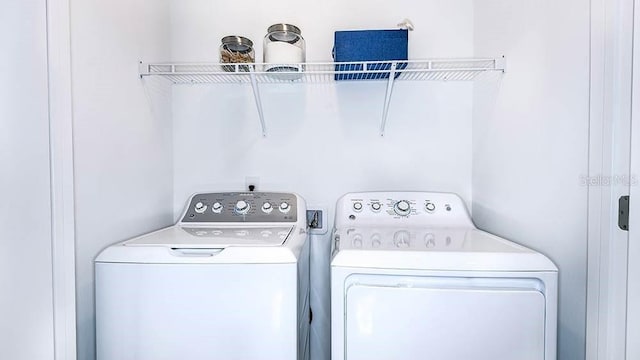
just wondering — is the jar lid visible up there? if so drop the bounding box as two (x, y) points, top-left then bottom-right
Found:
(267, 23), (301, 35)
(221, 36), (254, 52)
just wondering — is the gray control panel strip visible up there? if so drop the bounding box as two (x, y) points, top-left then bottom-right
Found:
(182, 192), (298, 223)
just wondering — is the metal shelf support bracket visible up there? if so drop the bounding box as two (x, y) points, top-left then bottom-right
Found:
(380, 62), (398, 137)
(139, 61), (149, 78)
(249, 66), (267, 137)
(496, 55), (507, 72)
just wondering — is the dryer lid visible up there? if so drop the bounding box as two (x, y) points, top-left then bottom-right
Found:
(123, 225), (293, 248)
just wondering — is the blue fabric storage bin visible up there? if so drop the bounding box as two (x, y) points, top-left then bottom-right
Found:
(333, 29), (408, 80)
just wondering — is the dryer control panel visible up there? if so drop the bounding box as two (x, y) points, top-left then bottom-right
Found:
(181, 192), (298, 223)
(334, 192), (474, 229)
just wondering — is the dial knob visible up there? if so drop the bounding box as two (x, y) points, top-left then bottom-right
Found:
(371, 202), (382, 212)
(425, 202), (436, 213)
(279, 202), (291, 213)
(262, 202), (273, 213)
(211, 202), (223, 213)
(353, 202), (363, 212)
(393, 230), (411, 248)
(235, 200), (250, 215)
(394, 200), (412, 216)
(194, 202), (207, 214)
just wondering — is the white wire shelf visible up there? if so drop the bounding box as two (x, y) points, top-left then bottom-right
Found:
(139, 58), (505, 84)
(139, 58), (506, 136)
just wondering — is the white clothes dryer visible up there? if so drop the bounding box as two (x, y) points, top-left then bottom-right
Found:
(96, 192), (310, 360)
(331, 192), (558, 360)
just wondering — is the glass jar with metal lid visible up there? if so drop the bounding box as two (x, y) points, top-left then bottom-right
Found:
(263, 24), (305, 76)
(220, 35), (254, 72)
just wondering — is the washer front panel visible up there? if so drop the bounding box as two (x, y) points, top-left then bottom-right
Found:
(182, 192), (298, 223)
(96, 262), (298, 360)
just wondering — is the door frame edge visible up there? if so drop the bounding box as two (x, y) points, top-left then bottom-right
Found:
(46, 0), (77, 359)
(586, 0), (635, 358)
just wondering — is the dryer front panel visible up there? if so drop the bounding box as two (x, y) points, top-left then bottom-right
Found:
(343, 276), (546, 360)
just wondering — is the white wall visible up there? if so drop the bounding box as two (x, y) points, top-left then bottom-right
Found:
(0, 1), (55, 359)
(473, 0), (590, 359)
(170, 1), (475, 222)
(70, 1), (174, 359)
(170, 2), (475, 359)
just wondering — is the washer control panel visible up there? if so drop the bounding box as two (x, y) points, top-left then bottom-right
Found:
(335, 192), (474, 228)
(182, 192), (298, 223)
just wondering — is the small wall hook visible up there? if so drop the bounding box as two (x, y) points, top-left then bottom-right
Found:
(397, 18), (415, 31)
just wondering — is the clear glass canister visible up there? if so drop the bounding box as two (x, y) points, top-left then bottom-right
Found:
(220, 36), (254, 72)
(263, 24), (305, 73)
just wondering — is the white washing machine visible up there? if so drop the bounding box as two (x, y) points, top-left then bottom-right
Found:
(331, 192), (558, 360)
(96, 192), (310, 360)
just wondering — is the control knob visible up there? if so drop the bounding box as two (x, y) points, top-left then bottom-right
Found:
(279, 202), (291, 213)
(235, 200), (250, 215)
(353, 202), (363, 212)
(393, 200), (412, 216)
(371, 202), (382, 212)
(194, 202), (207, 214)
(262, 202), (273, 214)
(211, 202), (223, 214)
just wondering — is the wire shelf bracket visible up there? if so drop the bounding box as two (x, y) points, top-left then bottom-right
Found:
(380, 62), (397, 137)
(248, 67), (267, 137)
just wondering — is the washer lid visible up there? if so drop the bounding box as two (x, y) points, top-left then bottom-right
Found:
(123, 225), (293, 248)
